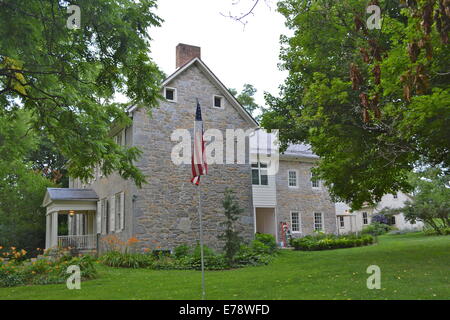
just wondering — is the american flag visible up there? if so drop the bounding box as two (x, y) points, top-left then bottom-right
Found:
(191, 100), (207, 185)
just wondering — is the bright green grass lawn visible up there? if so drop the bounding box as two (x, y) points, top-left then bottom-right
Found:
(1, 233), (449, 300)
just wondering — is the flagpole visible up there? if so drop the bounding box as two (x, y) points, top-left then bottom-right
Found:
(198, 181), (206, 300)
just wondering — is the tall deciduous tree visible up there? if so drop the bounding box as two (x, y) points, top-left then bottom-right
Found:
(262, 0), (450, 209)
(0, 111), (54, 253)
(0, 0), (164, 186)
(229, 83), (263, 120)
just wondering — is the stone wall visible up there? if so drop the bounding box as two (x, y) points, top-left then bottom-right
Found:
(275, 159), (337, 240)
(132, 64), (256, 252)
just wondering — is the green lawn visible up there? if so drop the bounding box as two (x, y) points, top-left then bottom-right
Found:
(1, 233), (449, 300)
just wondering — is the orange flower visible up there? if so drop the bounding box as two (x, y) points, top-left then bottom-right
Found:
(127, 237), (139, 245)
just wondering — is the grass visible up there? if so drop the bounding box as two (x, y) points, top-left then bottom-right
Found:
(0, 233), (448, 300)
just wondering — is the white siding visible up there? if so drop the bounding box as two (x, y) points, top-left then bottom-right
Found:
(252, 175), (277, 206)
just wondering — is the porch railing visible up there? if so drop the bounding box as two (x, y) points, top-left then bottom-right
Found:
(58, 234), (96, 250)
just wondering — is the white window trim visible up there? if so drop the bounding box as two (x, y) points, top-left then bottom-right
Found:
(339, 216), (345, 229)
(311, 172), (321, 190)
(252, 162), (269, 187)
(287, 170), (299, 188)
(290, 211), (301, 233)
(362, 212), (369, 225)
(313, 212), (325, 232)
(212, 95), (224, 109)
(164, 86), (177, 102)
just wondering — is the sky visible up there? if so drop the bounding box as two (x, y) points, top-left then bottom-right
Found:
(149, 0), (290, 108)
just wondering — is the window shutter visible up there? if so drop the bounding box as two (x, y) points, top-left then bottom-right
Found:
(121, 129), (126, 146)
(110, 196), (115, 233)
(120, 192), (125, 230)
(96, 201), (101, 234)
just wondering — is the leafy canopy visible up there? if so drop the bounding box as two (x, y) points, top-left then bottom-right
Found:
(0, 0), (165, 186)
(262, 0), (450, 209)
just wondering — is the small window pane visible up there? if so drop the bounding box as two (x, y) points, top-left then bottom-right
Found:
(314, 213), (323, 231)
(288, 171), (297, 187)
(362, 212), (368, 225)
(165, 88), (174, 100)
(339, 216), (345, 228)
(291, 212), (300, 232)
(214, 96), (222, 108)
(260, 170), (268, 185)
(252, 169), (259, 185)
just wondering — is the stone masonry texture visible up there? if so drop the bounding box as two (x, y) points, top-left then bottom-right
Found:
(132, 64), (255, 252)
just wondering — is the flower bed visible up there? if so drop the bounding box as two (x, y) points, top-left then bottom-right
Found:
(0, 247), (97, 288)
(99, 234), (277, 270)
(290, 234), (375, 251)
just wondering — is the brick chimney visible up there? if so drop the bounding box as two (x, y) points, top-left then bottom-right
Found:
(176, 43), (201, 69)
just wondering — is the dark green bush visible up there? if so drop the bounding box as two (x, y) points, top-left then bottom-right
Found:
(254, 233), (277, 253)
(423, 227), (450, 236)
(361, 222), (392, 236)
(290, 234), (374, 251)
(173, 244), (191, 258)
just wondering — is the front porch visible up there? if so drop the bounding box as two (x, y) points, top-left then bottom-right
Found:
(42, 188), (99, 250)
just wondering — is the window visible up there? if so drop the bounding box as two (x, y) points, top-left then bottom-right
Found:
(311, 172), (320, 189)
(213, 95), (224, 108)
(291, 212), (300, 233)
(388, 216), (396, 226)
(164, 87), (177, 102)
(252, 162), (268, 185)
(362, 212), (368, 225)
(288, 170), (298, 187)
(101, 198), (108, 234)
(339, 216), (345, 228)
(115, 193), (121, 231)
(114, 129), (125, 147)
(393, 193), (398, 199)
(314, 213), (323, 231)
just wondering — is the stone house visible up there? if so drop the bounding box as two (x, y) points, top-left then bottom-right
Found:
(42, 44), (337, 253)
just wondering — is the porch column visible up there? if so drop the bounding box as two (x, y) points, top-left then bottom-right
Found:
(45, 213), (51, 249)
(51, 211), (58, 247)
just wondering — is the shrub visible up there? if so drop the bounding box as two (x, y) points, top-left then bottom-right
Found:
(254, 233), (277, 253)
(290, 234), (374, 251)
(361, 222), (391, 236)
(423, 227), (450, 236)
(371, 214), (389, 225)
(173, 244), (191, 258)
(99, 251), (153, 268)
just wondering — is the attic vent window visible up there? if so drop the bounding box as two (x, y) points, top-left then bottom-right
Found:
(213, 95), (223, 109)
(164, 87), (177, 102)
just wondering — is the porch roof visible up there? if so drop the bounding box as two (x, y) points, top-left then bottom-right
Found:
(42, 188), (98, 208)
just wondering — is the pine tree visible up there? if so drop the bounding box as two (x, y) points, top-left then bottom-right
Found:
(219, 188), (244, 266)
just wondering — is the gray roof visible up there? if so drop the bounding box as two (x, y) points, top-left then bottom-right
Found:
(46, 188), (98, 201)
(282, 143), (319, 159)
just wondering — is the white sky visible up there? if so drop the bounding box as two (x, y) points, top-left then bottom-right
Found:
(149, 0), (290, 107)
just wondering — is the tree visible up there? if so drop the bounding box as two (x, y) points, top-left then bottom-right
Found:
(261, 0), (450, 209)
(0, 111), (55, 254)
(218, 188), (244, 265)
(382, 168), (449, 234)
(0, 0), (164, 187)
(229, 84), (263, 120)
